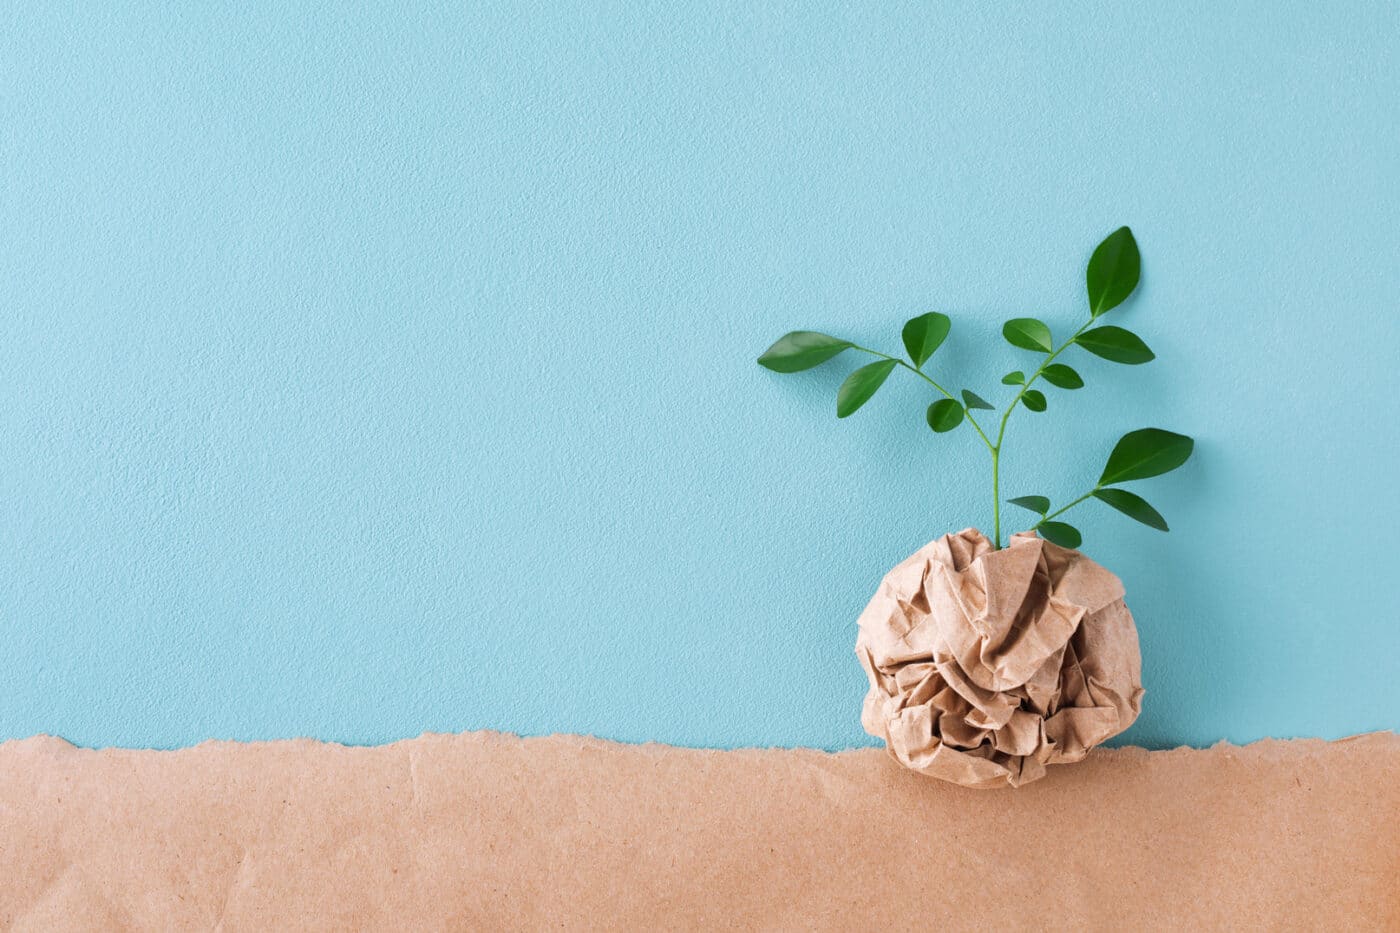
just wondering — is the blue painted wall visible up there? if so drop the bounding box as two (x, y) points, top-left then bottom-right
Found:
(3, 3), (1397, 750)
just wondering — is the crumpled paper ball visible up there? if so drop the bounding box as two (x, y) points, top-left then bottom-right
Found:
(856, 529), (1144, 789)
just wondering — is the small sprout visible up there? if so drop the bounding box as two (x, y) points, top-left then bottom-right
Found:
(756, 227), (1194, 550)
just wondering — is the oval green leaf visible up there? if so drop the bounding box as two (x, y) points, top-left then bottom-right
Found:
(1093, 488), (1169, 531)
(1008, 495), (1050, 515)
(1086, 226), (1141, 317)
(758, 331), (853, 373)
(1075, 326), (1155, 365)
(961, 389), (994, 411)
(901, 312), (951, 368)
(926, 399), (965, 433)
(1001, 370), (1025, 386)
(1002, 318), (1053, 353)
(1099, 428), (1195, 484)
(1041, 363), (1084, 389)
(1021, 389), (1047, 412)
(1036, 521), (1082, 549)
(836, 359), (898, 418)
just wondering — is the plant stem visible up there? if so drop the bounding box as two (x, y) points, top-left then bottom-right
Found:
(989, 318), (1095, 548)
(851, 326), (1105, 549)
(849, 345), (995, 452)
(1041, 486), (1099, 523)
(994, 319), (1093, 448)
(992, 446), (1001, 548)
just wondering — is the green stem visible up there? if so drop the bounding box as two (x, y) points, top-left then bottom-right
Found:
(849, 345), (995, 453)
(851, 343), (1004, 545)
(992, 446), (1001, 548)
(994, 319), (1094, 449)
(1041, 486), (1099, 523)
(989, 318), (1096, 548)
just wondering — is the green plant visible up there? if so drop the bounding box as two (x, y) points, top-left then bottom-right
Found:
(757, 227), (1194, 550)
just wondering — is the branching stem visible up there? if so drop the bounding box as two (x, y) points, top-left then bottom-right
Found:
(987, 318), (1096, 547)
(1041, 487), (1099, 523)
(856, 320), (1098, 549)
(849, 345), (995, 452)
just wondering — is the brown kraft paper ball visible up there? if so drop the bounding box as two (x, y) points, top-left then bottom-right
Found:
(856, 528), (1144, 788)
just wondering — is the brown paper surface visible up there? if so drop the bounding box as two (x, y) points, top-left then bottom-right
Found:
(2, 731), (1397, 930)
(858, 529), (1144, 787)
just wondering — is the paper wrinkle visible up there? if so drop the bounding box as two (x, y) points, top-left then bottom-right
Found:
(857, 528), (1143, 788)
(212, 850), (251, 932)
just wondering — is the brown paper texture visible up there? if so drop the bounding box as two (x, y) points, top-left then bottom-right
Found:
(1, 730), (1396, 930)
(858, 529), (1143, 787)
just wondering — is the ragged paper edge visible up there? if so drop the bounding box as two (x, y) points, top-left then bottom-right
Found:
(2, 730), (1397, 931)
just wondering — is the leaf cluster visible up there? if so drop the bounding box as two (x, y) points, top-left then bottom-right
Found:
(757, 227), (1195, 550)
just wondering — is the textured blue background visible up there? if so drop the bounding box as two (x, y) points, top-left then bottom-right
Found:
(3, 3), (1397, 750)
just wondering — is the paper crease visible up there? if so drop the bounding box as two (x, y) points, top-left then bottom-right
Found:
(857, 529), (1142, 787)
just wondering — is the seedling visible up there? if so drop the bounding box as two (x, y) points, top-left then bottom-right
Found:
(757, 227), (1193, 550)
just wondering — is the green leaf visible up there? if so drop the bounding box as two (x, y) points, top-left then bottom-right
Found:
(836, 359), (898, 418)
(901, 312), (951, 368)
(1040, 363), (1084, 389)
(1036, 521), (1083, 549)
(961, 389), (994, 411)
(1086, 226), (1141, 317)
(1008, 495), (1050, 515)
(1093, 488), (1169, 531)
(1099, 428), (1195, 484)
(1002, 318), (1053, 353)
(1021, 389), (1047, 412)
(1001, 370), (1025, 386)
(1075, 326), (1155, 364)
(926, 399), (964, 433)
(758, 331), (854, 372)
